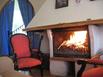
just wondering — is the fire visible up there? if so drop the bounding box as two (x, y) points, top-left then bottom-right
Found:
(58, 31), (87, 50)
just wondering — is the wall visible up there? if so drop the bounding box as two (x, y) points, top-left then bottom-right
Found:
(27, 0), (103, 28)
(99, 26), (103, 49)
(89, 25), (100, 56)
(0, 0), (45, 14)
(89, 25), (103, 56)
(29, 0), (46, 13)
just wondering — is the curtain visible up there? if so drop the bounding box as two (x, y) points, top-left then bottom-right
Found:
(18, 0), (35, 48)
(18, 0), (34, 27)
(0, 0), (14, 56)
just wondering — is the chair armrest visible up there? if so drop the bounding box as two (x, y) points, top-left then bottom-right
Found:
(85, 59), (103, 65)
(31, 49), (44, 61)
(78, 59), (103, 65)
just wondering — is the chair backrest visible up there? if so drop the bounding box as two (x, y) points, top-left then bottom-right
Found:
(10, 34), (31, 59)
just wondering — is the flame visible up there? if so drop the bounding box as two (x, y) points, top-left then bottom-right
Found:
(58, 31), (87, 49)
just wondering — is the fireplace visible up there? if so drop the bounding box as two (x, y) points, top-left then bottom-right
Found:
(52, 25), (91, 58)
(24, 19), (103, 77)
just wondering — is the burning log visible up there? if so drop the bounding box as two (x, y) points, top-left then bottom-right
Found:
(57, 40), (67, 49)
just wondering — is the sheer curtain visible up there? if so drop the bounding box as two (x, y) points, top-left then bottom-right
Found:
(0, 0), (14, 56)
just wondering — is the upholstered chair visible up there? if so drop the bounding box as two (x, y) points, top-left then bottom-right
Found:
(77, 53), (103, 77)
(10, 33), (43, 77)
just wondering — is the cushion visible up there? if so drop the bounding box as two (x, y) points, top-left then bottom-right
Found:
(18, 58), (41, 69)
(82, 67), (103, 77)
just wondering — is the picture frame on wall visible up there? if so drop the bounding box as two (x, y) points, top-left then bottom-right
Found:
(55, 0), (68, 9)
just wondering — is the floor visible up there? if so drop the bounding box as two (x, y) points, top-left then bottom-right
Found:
(31, 69), (74, 77)
(31, 69), (61, 77)
(20, 69), (74, 77)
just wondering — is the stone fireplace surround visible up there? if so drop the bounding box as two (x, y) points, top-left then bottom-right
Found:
(24, 19), (103, 77)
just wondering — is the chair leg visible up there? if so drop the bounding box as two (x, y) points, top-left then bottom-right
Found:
(77, 63), (86, 77)
(29, 69), (34, 76)
(40, 66), (43, 77)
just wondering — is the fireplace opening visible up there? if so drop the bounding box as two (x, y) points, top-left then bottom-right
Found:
(52, 26), (91, 58)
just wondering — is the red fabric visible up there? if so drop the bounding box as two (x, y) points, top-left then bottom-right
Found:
(88, 59), (103, 64)
(11, 35), (31, 58)
(82, 67), (103, 77)
(18, 58), (41, 69)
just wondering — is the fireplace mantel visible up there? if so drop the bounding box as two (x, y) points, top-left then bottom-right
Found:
(24, 19), (103, 31)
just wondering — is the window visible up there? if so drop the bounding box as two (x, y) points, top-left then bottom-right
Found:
(12, 0), (26, 34)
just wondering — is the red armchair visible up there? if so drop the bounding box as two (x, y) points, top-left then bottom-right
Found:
(82, 67), (103, 77)
(77, 55), (103, 77)
(10, 33), (43, 77)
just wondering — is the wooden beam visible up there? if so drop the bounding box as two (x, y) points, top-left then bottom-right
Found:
(23, 19), (103, 31)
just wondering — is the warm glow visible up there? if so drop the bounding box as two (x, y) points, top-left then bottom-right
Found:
(65, 31), (87, 48)
(58, 31), (87, 49)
